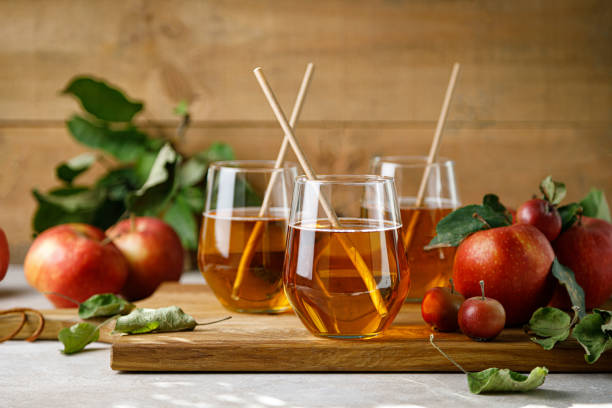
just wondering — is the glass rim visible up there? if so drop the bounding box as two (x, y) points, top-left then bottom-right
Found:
(372, 155), (454, 169)
(209, 160), (298, 173)
(295, 174), (395, 185)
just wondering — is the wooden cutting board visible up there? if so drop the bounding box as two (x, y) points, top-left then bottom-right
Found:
(2, 283), (611, 372)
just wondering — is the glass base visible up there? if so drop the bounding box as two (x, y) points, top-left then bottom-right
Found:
(227, 306), (292, 314)
(314, 332), (382, 340)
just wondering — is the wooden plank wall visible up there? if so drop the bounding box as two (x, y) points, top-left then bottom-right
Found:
(0, 0), (611, 261)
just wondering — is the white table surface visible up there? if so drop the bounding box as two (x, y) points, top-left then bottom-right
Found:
(1, 265), (611, 408)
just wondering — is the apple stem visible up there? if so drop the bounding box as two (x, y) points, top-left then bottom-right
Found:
(130, 213), (136, 233)
(429, 334), (468, 374)
(42, 291), (81, 306)
(449, 278), (455, 294)
(195, 316), (232, 326)
(479, 280), (485, 300)
(100, 236), (113, 246)
(472, 213), (491, 229)
(570, 306), (581, 326)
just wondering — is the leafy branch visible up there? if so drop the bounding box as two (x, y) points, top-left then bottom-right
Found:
(32, 76), (235, 250)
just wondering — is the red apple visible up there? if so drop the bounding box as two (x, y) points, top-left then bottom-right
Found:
(516, 198), (562, 241)
(453, 223), (555, 326)
(0, 228), (9, 282)
(458, 280), (506, 341)
(549, 217), (612, 310)
(421, 285), (465, 332)
(107, 217), (184, 301)
(24, 224), (128, 308)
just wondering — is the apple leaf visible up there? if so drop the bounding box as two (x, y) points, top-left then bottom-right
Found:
(425, 204), (511, 249)
(78, 294), (135, 320)
(527, 307), (574, 350)
(174, 100), (189, 116)
(467, 367), (549, 394)
(558, 203), (583, 231)
(580, 189), (611, 222)
(482, 194), (513, 223)
(66, 115), (152, 163)
(56, 153), (96, 184)
(126, 144), (180, 216)
(540, 176), (566, 206)
(58, 322), (100, 355)
(163, 192), (198, 250)
(63, 76), (143, 122)
(551, 258), (586, 319)
(113, 306), (197, 335)
(572, 309), (612, 364)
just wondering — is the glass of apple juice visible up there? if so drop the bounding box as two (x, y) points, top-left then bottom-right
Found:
(371, 156), (461, 301)
(283, 175), (410, 339)
(197, 160), (297, 313)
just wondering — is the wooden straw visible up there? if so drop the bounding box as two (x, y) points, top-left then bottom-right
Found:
(253, 67), (389, 317)
(403, 63), (461, 247)
(231, 63), (314, 300)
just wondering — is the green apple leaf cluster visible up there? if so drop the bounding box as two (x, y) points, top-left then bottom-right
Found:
(32, 76), (237, 250)
(58, 301), (230, 354)
(527, 307), (612, 364)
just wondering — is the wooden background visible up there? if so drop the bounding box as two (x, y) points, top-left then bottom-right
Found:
(0, 0), (611, 261)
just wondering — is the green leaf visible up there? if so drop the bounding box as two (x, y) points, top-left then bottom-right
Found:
(539, 176), (566, 206)
(558, 203), (582, 231)
(32, 187), (107, 234)
(63, 76), (143, 122)
(95, 167), (141, 201)
(482, 194), (512, 223)
(56, 153), (96, 184)
(180, 186), (205, 213)
(467, 367), (548, 394)
(425, 204), (511, 249)
(66, 115), (152, 162)
(163, 193), (198, 250)
(551, 258), (586, 319)
(58, 322), (100, 355)
(113, 306), (197, 334)
(194, 142), (235, 163)
(573, 309), (612, 364)
(580, 189), (611, 222)
(527, 307), (572, 350)
(173, 100), (189, 116)
(126, 144), (180, 216)
(78, 294), (135, 320)
(179, 157), (208, 187)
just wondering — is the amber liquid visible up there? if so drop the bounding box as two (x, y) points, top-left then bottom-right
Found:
(198, 208), (290, 313)
(400, 201), (457, 301)
(284, 218), (410, 338)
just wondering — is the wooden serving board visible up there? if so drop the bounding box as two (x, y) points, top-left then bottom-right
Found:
(112, 283), (612, 372)
(2, 283), (611, 372)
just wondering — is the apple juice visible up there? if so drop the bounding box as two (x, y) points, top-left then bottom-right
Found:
(198, 208), (290, 313)
(400, 200), (457, 301)
(283, 218), (410, 339)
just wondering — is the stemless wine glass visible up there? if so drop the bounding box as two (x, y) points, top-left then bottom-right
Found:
(371, 156), (460, 301)
(283, 175), (410, 339)
(198, 160), (297, 313)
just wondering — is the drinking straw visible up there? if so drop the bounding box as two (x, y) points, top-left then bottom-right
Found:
(253, 67), (389, 317)
(231, 63), (314, 300)
(403, 63), (461, 248)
